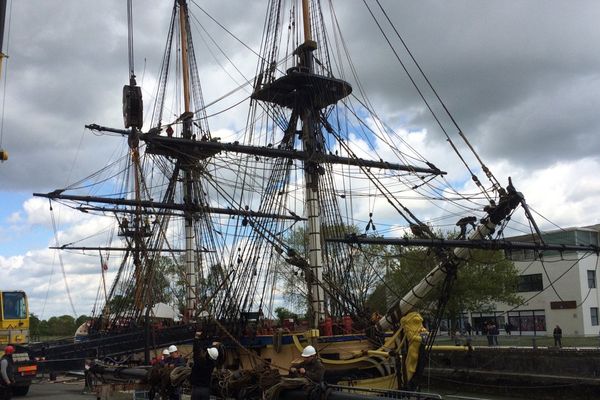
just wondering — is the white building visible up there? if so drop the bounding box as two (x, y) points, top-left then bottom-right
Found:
(468, 224), (600, 336)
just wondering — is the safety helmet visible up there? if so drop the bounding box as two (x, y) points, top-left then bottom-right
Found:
(207, 347), (219, 361)
(301, 345), (316, 357)
(4, 346), (14, 355)
(162, 349), (170, 356)
(168, 345), (178, 353)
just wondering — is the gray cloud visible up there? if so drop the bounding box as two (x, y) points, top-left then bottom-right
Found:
(330, 0), (600, 169)
(1, 1), (600, 318)
(4, 0), (597, 192)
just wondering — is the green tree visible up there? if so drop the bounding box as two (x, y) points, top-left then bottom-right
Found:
(104, 256), (184, 315)
(45, 315), (77, 336)
(276, 224), (389, 318)
(29, 313), (41, 337)
(274, 307), (297, 323)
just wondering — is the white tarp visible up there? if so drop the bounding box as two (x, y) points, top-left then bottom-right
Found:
(146, 302), (180, 320)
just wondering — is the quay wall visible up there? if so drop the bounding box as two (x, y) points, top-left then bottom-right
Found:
(427, 347), (600, 399)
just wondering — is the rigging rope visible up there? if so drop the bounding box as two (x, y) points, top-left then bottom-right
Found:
(361, 0), (487, 194)
(374, 0), (502, 190)
(48, 200), (78, 317)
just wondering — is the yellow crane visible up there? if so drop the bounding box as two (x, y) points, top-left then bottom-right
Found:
(0, 290), (36, 396)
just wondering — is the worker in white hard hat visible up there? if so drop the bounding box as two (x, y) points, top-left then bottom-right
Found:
(159, 348), (170, 366)
(165, 344), (186, 400)
(168, 345), (186, 368)
(190, 331), (220, 399)
(263, 344), (325, 400)
(289, 345), (324, 383)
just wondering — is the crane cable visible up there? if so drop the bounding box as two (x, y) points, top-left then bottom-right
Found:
(0, 0), (12, 160)
(127, 0), (135, 83)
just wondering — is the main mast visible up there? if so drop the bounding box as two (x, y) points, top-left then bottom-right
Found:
(252, 0), (353, 328)
(299, 0), (326, 328)
(177, 0), (198, 323)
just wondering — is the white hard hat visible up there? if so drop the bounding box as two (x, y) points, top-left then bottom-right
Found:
(162, 349), (170, 356)
(168, 345), (178, 353)
(301, 345), (316, 357)
(207, 347), (219, 361)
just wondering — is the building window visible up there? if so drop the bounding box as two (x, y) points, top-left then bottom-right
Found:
(2, 292), (27, 320)
(592, 308), (599, 326)
(507, 310), (546, 334)
(588, 270), (597, 289)
(518, 273), (543, 292)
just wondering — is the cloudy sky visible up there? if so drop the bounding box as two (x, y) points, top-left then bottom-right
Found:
(0, 0), (599, 319)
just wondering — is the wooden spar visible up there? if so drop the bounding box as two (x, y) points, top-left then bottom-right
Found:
(32, 192), (306, 221)
(302, 0), (312, 42)
(179, 0), (191, 114)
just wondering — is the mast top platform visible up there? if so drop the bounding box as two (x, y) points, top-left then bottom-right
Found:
(251, 69), (352, 110)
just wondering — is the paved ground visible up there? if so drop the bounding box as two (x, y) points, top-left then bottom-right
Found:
(25, 379), (199, 399)
(26, 379), (95, 399)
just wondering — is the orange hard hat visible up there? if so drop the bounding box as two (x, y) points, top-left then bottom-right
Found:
(4, 345), (14, 355)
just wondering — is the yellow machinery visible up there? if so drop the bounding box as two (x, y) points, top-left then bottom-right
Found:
(0, 290), (30, 345)
(0, 291), (36, 396)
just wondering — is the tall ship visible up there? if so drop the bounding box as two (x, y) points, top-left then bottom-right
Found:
(32, 0), (599, 398)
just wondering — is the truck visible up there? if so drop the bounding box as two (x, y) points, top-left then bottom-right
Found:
(0, 291), (37, 396)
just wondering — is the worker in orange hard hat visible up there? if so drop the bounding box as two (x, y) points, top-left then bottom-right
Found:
(0, 345), (15, 399)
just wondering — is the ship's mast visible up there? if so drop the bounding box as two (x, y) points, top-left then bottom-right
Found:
(177, 0), (197, 322)
(122, 0), (146, 315)
(299, 0), (326, 328)
(251, 0), (355, 328)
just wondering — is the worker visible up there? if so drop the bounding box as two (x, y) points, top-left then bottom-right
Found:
(167, 345), (186, 400)
(190, 331), (219, 399)
(289, 345), (324, 383)
(160, 348), (170, 365)
(264, 345), (325, 400)
(0, 346), (15, 400)
(151, 348), (170, 366)
(168, 345), (186, 367)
